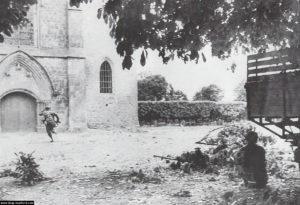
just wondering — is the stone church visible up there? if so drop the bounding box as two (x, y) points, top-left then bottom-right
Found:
(0, 0), (138, 132)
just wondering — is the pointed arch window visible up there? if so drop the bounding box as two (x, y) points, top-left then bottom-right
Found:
(100, 61), (112, 93)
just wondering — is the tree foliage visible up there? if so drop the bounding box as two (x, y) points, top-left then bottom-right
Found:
(138, 75), (188, 101)
(165, 85), (188, 101)
(71, 0), (300, 69)
(193, 84), (224, 101)
(138, 74), (169, 101)
(234, 80), (247, 101)
(5, 0), (299, 69)
(0, 0), (37, 42)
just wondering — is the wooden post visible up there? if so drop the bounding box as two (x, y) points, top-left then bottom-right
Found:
(246, 56), (250, 120)
(279, 51), (287, 139)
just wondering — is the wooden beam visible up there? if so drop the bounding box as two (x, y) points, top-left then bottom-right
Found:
(247, 56), (291, 68)
(265, 119), (293, 134)
(251, 119), (284, 138)
(247, 49), (290, 61)
(248, 64), (298, 75)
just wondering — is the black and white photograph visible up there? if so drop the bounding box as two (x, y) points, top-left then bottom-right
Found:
(0, 0), (300, 204)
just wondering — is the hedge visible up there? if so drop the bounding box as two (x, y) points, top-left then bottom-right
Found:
(138, 101), (247, 125)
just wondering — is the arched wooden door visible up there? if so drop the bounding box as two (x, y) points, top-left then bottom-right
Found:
(1, 92), (37, 132)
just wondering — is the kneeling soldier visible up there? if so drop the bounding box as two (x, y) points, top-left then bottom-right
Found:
(236, 131), (268, 188)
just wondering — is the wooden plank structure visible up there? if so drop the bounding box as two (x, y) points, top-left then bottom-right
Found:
(246, 48), (300, 144)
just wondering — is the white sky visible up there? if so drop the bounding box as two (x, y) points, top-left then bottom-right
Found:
(135, 49), (248, 102)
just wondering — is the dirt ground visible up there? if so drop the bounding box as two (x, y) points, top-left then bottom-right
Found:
(0, 125), (299, 205)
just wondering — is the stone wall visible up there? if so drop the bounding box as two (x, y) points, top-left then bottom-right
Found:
(36, 57), (69, 131)
(0, 0), (138, 132)
(0, 0), (71, 131)
(82, 1), (138, 129)
(67, 58), (87, 131)
(39, 0), (68, 48)
(68, 6), (84, 48)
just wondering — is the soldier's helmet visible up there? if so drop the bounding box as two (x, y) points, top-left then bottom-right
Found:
(45, 106), (51, 111)
(245, 131), (258, 144)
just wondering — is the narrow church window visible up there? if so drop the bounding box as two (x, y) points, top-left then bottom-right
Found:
(100, 61), (112, 93)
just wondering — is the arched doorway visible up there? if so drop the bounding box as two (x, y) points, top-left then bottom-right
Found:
(0, 92), (37, 132)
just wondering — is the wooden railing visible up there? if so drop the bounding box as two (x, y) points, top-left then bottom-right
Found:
(247, 48), (300, 82)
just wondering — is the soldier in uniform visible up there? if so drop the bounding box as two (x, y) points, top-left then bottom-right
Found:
(39, 107), (60, 142)
(235, 131), (268, 188)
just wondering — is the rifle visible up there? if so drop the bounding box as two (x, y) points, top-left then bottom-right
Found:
(153, 155), (179, 161)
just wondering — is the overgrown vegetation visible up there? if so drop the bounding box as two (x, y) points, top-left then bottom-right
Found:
(138, 101), (246, 125)
(202, 124), (276, 167)
(160, 122), (297, 183)
(13, 152), (45, 186)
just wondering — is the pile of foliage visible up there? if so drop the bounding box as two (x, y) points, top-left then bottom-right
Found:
(161, 123), (286, 177)
(13, 152), (45, 185)
(200, 123), (277, 167)
(168, 148), (210, 173)
(164, 124), (252, 173)
(138, 101), (246, 125)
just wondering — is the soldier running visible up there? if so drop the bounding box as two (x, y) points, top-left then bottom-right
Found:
(39, 106), (60, 142)
(235, 131), (268, 188)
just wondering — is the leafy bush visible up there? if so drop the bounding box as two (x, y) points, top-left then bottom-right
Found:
(0, 169), (20, 178)
(14, 152), (45, 185)
(138, 101), (246, 125)
(217, 103), (247, 122)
